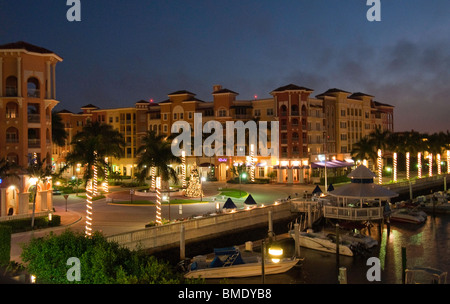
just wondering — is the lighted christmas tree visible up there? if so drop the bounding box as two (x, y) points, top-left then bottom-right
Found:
(184, 163), (204, 198)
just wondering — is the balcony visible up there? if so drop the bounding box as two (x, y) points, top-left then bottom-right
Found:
(27, 89), (40, 98)
(6, 87), (18, 97)
(28, 114), (41, 123)
(28, 138), (41, 148)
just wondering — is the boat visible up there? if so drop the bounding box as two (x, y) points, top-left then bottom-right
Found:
(390, 208), (427, 224)
(340, 231), (378, 249)
(405, 266), (447, 284)
(289, 229), (354, 257)
(184, 247), (300, 279)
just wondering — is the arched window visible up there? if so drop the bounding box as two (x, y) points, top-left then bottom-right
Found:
(291, 105), (299, 116)
(6, 102), (18, 119)
(292, 132), (299, 141)
(27, 77), (40, 98)
(6, 127), (19, 143)
(6, 76), (18, 97)
(301, 105), (307, 116)
(280, 105), (288, 116)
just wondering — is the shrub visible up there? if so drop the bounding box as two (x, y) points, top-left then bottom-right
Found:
(0, 215), (61, 233)
(21, 230), (180, 284)
(0, 225), (12, 266)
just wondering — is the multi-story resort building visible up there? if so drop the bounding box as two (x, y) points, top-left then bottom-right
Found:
(53, 84), (394, 185)
(0, 41), (62, 217)
(0, 40), (397, 219)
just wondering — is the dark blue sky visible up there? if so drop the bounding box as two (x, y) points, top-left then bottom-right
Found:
(1, 0), (449, 132)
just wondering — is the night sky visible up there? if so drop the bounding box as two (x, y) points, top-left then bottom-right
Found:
(1, 1), (449, 133)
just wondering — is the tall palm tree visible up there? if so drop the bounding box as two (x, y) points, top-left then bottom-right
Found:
(0, 157), (20, 181)
(369, 127), (391, 153)
(51, 111), (68, 147)
(136, 130), (180, 188)
(351, 136), (377, 169)
(65, 121), (125, 187)
(65, 121), (124, 235)
(27, 157), (52, 229)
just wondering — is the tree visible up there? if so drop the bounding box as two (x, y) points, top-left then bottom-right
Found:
(0, 157), (19, 181)
(65, 121), (125, 187)
(51, 111), (68, 147)
(351, 136), (377, 169)
(65, 121), (124, 235)
(27, 157), (52, 229)
(136, 130), (180, 188)
(21, 230), (180, 284)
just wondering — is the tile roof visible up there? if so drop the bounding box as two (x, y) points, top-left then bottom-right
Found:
(0, 41), (62, 59)
(271, 84), (314, 93)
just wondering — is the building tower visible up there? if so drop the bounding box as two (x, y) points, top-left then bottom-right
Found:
(0, 41), (62, 217)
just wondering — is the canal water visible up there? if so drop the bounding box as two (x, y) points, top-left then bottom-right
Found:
(204, 213), (450, 284)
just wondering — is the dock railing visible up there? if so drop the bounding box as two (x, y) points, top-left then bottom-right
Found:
(323, 206), (383, 221)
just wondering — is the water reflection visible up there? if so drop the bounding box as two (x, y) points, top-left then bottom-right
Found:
(205, 214), (450, 284)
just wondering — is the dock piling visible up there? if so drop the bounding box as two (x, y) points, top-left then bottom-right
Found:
(180, 224), (185, 260)
(294, 223), (300, 257)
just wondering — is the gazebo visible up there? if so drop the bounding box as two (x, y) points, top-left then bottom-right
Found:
(324, 165), (398, 221)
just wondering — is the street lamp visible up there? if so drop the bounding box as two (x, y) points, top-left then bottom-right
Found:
(319, 154), (327, 193)
(240, 172), (247, 197)
(200, 176), (206, 202)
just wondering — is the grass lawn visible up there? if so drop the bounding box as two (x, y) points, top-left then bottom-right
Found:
(219, 188), (248, 198)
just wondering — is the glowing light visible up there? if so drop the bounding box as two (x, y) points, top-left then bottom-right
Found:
(250, 144), (255, 183)
(437, 154), (441, 175)
(447, 150), (450, 173)
(156, 177), (162, 225)
(268, 246), (283, 263)
(377, 149), (382, 185)
(429, 153), (433, 177)
(29, 177), (38, 185)
(393, 152), (398, 182)
(103, 157), (109, 193)
(85, 180), (93, 237)
(151, 167), (156, 190)
(418, 152), (422, 178)
(181, 150), (186, 188)
(406, 152), (410, 180)
(93, 151), (98, 197)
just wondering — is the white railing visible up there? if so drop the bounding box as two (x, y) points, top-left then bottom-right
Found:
(0, 211), (50, 222)
(323, 206), (383, 220)
(106, 202), (292, 250)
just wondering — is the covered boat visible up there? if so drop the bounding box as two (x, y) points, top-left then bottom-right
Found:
(289, 230), (354, 256)
(390, 208), (427, 224)
(184, 247), (299, 279)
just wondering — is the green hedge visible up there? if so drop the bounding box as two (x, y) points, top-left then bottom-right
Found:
(0, 215), (61, 234)
(0, 225), (12, 265)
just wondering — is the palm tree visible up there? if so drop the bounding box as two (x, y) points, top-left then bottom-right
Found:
(51, 111), (68, 147)
(136, 130), (180, 188)
(65, 121), (125, 188)
(65, 121), (124, 235)
(0, 157), (20, 182)
(27, 157), (52, 229)
(369, 127), (391, 153)
(351, 136), (377, 169)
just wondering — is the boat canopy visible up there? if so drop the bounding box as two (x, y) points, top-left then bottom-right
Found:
(311, 160), (354, 168)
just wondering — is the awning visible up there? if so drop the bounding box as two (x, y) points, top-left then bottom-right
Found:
(244, 194), (257, 205)
(223, 198), (237, 209)
(311, 160), (354, 169)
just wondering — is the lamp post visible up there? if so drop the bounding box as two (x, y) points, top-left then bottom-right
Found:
(240, 172), (247, 197)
